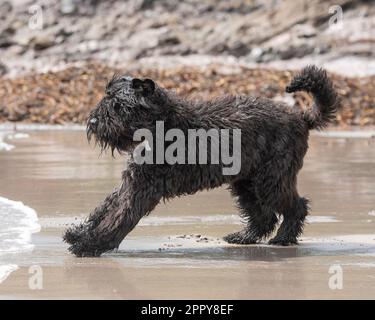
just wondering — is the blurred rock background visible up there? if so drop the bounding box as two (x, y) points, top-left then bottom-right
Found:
(0, 0), (374, 126)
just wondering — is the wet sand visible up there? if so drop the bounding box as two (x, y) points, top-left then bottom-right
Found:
(0, 129), (374, 299)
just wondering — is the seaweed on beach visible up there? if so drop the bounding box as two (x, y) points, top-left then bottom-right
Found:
(0, 63), (374, 127)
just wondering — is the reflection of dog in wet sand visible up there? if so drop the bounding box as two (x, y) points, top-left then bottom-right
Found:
(64, 66), (338, 257)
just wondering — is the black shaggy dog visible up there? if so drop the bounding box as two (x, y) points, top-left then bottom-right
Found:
(64, 65), (338, 257)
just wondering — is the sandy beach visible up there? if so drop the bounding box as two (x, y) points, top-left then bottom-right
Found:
(0, 128), (374, 299)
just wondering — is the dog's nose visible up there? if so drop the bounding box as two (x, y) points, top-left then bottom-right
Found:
(89, 118), (98, 125)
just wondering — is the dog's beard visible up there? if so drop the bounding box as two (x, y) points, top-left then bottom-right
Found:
(86, 124), (135, 156)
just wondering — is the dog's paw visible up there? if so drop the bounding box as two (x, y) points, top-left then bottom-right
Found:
(223, 231), (258, 244)
(68, 243), (103, 257)
(64, 226), (120, 257)
(268, 237), (298, 246)
(63, 227), (99, 257)
(63, 226), (82, 245)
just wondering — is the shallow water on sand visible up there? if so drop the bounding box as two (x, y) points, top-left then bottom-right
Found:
(0, 129), (374, 299)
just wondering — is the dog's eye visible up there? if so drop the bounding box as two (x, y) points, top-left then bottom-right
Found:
(113, 102), (121, 111)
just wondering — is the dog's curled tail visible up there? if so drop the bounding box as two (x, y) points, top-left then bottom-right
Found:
(286, 65), (339, 130)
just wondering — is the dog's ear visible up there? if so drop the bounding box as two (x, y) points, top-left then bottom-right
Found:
(143, 79), (155, 94)
(132, 78), (155, 95)
(131, 78), (143, 91)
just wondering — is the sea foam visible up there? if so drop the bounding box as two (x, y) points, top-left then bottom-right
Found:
(0, 197), (40, 282)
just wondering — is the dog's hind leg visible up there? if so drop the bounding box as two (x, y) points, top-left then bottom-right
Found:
(224, 179), (279, 244)
(269, 195), (309, 246)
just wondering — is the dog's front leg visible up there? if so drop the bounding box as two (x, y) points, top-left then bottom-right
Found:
(64, 164), (163, 257)
(63, 188), (121, 256)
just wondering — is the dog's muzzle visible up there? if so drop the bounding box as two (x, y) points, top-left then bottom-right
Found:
(88, 118), (98, 133)
(87, 117), (98, 142)
(89, 118), (98, 125)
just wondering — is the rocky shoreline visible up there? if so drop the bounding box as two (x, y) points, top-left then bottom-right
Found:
(0, 0), (374, 126)
(1, 0), (374, 76)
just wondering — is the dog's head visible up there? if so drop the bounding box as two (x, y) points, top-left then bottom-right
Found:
(87, 74), (165, 154)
